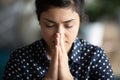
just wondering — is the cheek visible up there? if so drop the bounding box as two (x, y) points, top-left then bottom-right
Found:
(41, 28), (54, 41)
(69, 27), (79, 37)
(65, 29), (79, 44)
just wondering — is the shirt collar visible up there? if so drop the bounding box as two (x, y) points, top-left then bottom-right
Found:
(39, 38), (82, 64)
(38, 39), (50, 62)
(69, 38), (82, 64)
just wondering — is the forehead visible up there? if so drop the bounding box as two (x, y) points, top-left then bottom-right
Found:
(40, 7), (80, 22)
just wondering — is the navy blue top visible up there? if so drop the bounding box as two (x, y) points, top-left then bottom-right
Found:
(3, 38), (115, 80)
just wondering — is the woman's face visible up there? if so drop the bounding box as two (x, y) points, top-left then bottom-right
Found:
(40, 7), (80, 53)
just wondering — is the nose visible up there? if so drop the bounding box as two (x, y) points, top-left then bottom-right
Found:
(56, 25), (64, 34)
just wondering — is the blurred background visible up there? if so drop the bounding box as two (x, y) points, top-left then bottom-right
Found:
(0, 0), (120, 79)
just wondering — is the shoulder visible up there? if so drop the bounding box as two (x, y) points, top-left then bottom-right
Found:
(79, 39), (110, 65)
(77, 38), (105, 53)
(70, 38), (106, 64)
(3, 39), (45, 79)
(4, 39), (43, 73)
(76, 38), (106, 61)
(9, 39), (43, 60)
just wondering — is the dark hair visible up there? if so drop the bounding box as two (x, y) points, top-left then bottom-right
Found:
(35, 0), (85, 22)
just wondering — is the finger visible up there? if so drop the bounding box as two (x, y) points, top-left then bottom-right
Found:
(53, 33), (60, 60)
(47, 45), (58, 80)
(56, 33), (60, 46)
(51, 33), (60, 62)
(60, 33), (66, 53)
(52, 33), (60, 58)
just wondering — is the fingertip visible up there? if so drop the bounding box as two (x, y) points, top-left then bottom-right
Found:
(56, 33), (60, 37)
(55, 45), (57, 48)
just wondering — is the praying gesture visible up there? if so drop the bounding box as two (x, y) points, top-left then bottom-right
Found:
(44, 33), (73, 80)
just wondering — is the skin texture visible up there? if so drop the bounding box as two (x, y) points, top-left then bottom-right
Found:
(39, 7), (80, 80)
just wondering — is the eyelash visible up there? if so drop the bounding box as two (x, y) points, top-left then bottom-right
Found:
(46, 25), (54, 28)
(45, 24), (73, 29)
(45, 24), (54, 28)
(65, 26), (73, 28)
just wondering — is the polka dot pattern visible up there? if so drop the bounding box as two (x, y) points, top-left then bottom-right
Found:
(3, 38), (115, 80)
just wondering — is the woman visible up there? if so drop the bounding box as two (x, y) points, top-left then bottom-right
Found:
(3, 0), (114, 80)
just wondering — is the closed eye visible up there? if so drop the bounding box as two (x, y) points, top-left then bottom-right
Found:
(65, 26), (73, 28)
(46, 25), (54, 28)
(44, 22), (55, 28)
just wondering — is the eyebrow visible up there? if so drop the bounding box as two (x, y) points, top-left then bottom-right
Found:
(44, 18), (75, 24)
